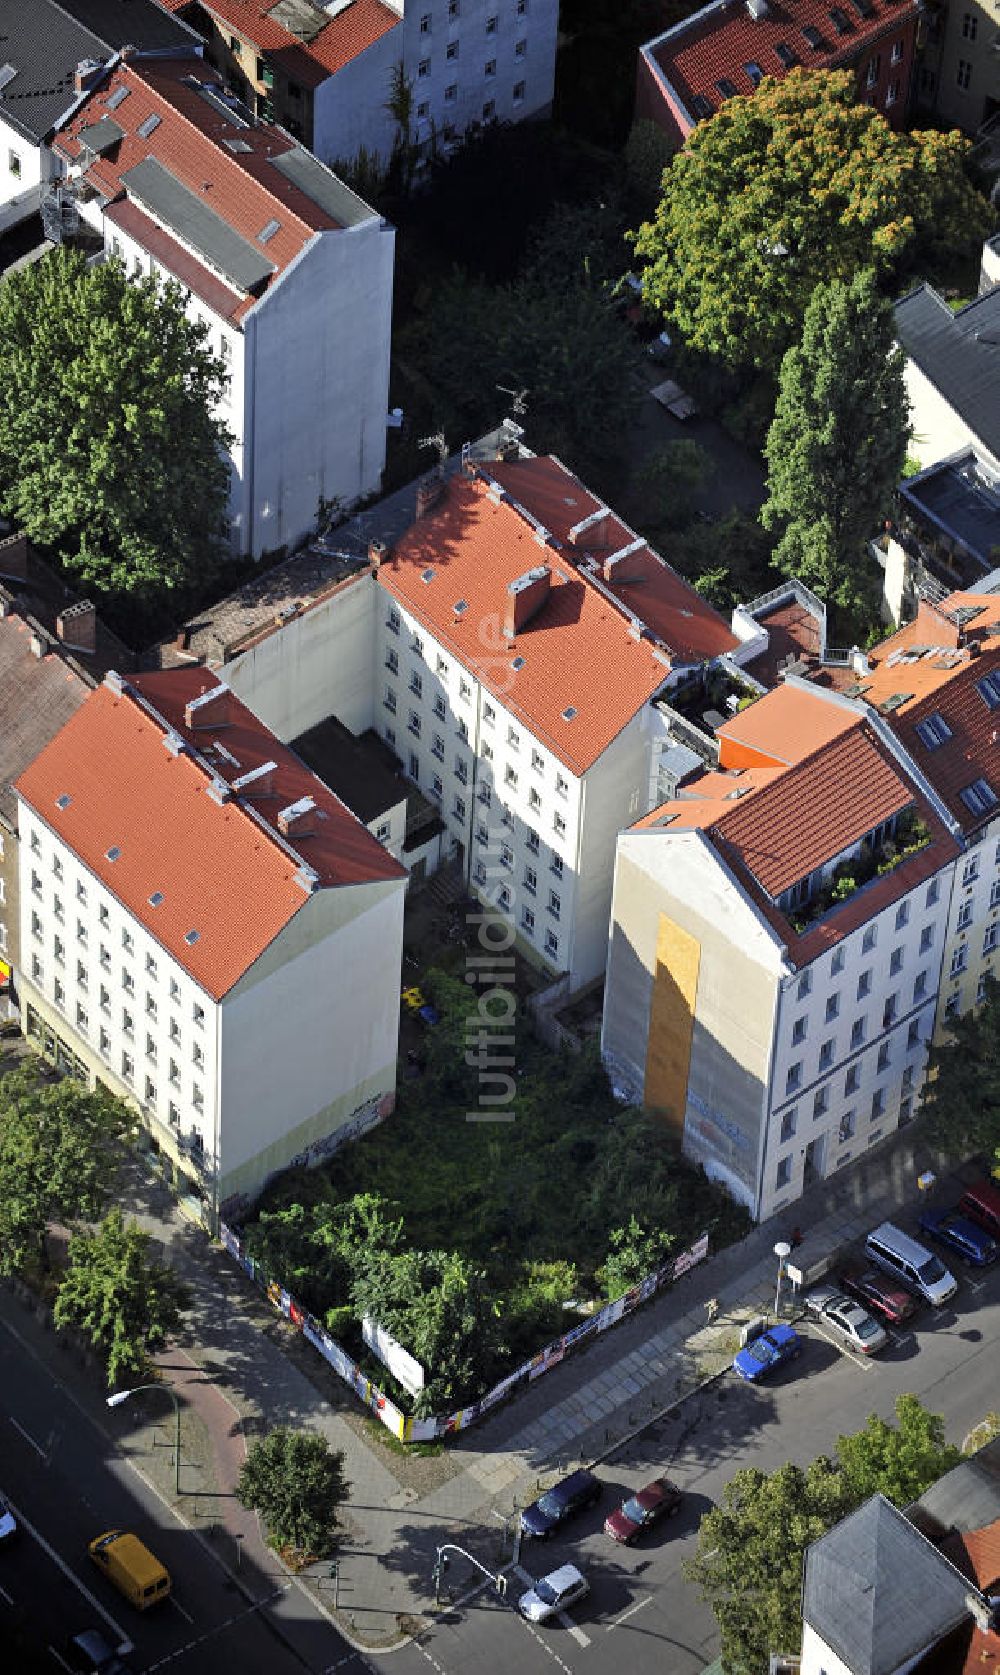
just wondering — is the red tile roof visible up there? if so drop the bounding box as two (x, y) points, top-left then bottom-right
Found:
(649, 0), (917, 121)
(161, 0), (399, 85)
(15, 669), (404, 1001)
(716, 680), (859, 768)
(55, 55), (358, 323)
(378, 461), (738, 776)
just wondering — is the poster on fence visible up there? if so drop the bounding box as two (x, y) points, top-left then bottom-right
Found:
(220, 1222), (240, 1261)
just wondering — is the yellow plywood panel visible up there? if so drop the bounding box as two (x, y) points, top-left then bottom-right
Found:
(644, 912), (700, 1131)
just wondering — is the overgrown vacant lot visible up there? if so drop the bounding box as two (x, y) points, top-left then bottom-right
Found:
(240, 971), (749, 1413)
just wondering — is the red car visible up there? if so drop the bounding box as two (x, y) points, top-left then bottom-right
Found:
(838, 1264), (916, 1325)
(604, 1477), (683, 1544)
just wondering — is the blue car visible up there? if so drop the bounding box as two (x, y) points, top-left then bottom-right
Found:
(733, 1322), (802, 1383)
(919, 1208), (998, 1267)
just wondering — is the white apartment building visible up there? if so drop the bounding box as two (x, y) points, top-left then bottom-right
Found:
(52, 51), (393, 558)
(602, 683), (961, 1221)
(162, 0), (558, 167)
(14, 668), (407, 1224)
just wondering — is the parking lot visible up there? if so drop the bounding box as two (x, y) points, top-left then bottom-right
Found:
(375, 1203), (1000, 1675)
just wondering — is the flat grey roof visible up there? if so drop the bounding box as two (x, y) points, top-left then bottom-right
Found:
(895, 283), (1000, 465)
(290, 717), (407, 824)
(901, 452), (1000, 571)
(121, 155), (275, 293)
(77, 115), (123, 154)
(268, 145), (373, 229)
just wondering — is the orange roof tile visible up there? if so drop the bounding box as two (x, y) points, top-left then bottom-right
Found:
(161, 0), (399, 83)
(378, 463), (737, 776)
(717, 681), (859, 769)
(15, 670), (403, 1002)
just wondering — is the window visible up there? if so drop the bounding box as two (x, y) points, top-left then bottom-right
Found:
(122, 928), (133, 955)
(555, 773), (569, 799)
(962, 9), (978, 34)
(420, 11), (431, 29)
(963, 855), (980, 887)
(417, 98), (430, 118)
(857, 969), (872, 1000)
(544, 929), (559, 959)
(891, 37), (904, 59)
(792, 1016), (808, 1045)
(407, 709), (421, 738)
(845, 1064), (861, 1096)
(53, 935), (65, 967)
(52, 855), (63, 882)
(455, 756), (469, 785)
(825, 992), (840, 1023)
(192, 1085), (204, 1114)
(526, 826), (539, 854)
(528, 786), (541, 812)
(483, 702), (495, 727)
(446, 40), (458, 59)
(553, 812), (566, 838)
(885, 77), (900, 105)
(193, 1041), (204, 1070)
(122, 1051), (134, 1084)
(780, 1107), (797, 1143)
(8, 149), (21, 179)
(951, 944), (968, 976)
(926, 878), (940, 909)
(839, 1110), (856, 1143)
(484, 58), (496, 77)
(977, 972), (992, 1004)
(522, 906), (535, 933)
(473, 860), (487, 886)
(915, 711), (953, 750)
(786, 1061), (802, 1094)
(850, 1017), (866, 1049)
(436, 655), (448, 677)
(958, 898), (974, 930)
(797, 969), (812, 1001)
(77, 960), (87, 991)
(551, 854), (563, 878)
(895, 901), (910, 932)
(814, 1085), (830, 1120)
(776, 1157), (792, 1190)
(77, 918), (88, 949)
(476, 822), (488, 847)
(957, 57), (972, 87)
(444, 82), (457, 102)
(100, 985), (110, 1016)
(146, 1032), (157, 1064)
(478, 784), (492, 809)
(919, 925), (934, 954)
(99, 902), (109, 927)
(743, 59), (764, 84)
(459, 678), (472, 701)
(866, 55), (880, 87)
(193, 1004), (205, 1029)
(385, 648), (398, 675)
(30, 912), (42, 942)
(871, 1088), (886, 1121)
(907, 1018), (922, 1049)
(387, 607), (400, 635)
(505, 765), (518, 791)
(169, 1058), (180, 1087)
(122, 1007), (134, 1039)
(31, 954), (42, 983)
(913, 969), (927, 1002)
(76, 1002), (88, 1034)
(877, 1041), (891, 1073)
(486, 13), (498, 29)
(145, 952), (157, 981)
(889, 947), (903, 977)
(945, 991), (961, 1019)
(75, 878), (87, 905)
(831, 947), (845, 976)
(453, 796), (466, 822)
(984, 924), (1000, 956)
(548, 890), (561, 920)
(524, 865), (537, 894)
(122, 966), (134, 996)
(991, 880), (1000, 910)
(862, 925), (877, 954)
(53, 894), (65, 925)
(431, 732), (445, 761)
(517, 0), (527, 12)
(409, 671), (423, 699)
(819, 1039), (834, 1072)
(433, 694), (446, 720)
(513, 79), (526, 102)
(169, 977), (181, 1003)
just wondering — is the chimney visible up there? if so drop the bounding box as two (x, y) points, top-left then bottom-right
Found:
(56, 599), (97, 654)
(232, 761), (277, 797)
(74, 58), (104, 94)
(0, 531), (29, 581)
(277, 795), (317, 837)
(568, 507), (612, 547)
(495, 434), (520, 462)
(369, 538), (388, 569)
(175, 627), (190, 651)
(29, 629), (46, 659)
(850, 645), (870, 677)
(503, 565), (551, 640)
(184, 683), (234, 730)
(415, 475), (445, 520)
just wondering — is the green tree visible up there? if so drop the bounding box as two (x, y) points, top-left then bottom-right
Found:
(0, 248), (230, 608)
(761, 270), (908, 608)
(836, 1394), (962, 1506)
(237, 1428), (348, 1560)
(632, 69), (991, 373)
(54, 1208), (189, 1386)
(351, 1247), (498, 1413)
(686, 1397), (959, 1674)
(635, 439), (715, 531)
(919, 974), (1000, 1161)
(598, 1215), (674, 1301)
(0, 1069), (130, 1275)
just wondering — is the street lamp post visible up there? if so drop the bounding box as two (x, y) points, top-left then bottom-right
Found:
(107, 1382), (182, 1496)
(773, 1240), (792, 1318)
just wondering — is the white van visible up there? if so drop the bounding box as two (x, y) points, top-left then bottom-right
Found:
(865, 1221), (958, 1305)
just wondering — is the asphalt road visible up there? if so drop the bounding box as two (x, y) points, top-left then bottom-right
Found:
(374, 1239), (1000, 1675)
(0, 1302), (371, 1675)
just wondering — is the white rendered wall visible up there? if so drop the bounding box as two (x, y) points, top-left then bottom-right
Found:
(935, 821), (1000, 1031)
(572, 710), (653, 989)
(0, 119), (53, 233)
(904, 359), (998, 472)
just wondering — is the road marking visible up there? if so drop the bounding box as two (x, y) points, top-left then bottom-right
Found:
(0, 1581), (13, 1605)
(607, 1596), (652, 1632)
(565, 1621), (591, 1647)
(9, 1417), (46, 1458)
(142, 1585), (288, 1671)
(4, 1498), (132, 1654)
(512, 1563), (590, 1653)
(807, 1323), (876, 1372)
(886, 1329), (914, 1349)
(170, 1594), (195, 1624)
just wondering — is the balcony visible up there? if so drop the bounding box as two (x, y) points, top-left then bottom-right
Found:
(788, 810), (931, 935)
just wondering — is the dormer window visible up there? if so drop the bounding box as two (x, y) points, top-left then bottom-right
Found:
(914, 712), (952, 749)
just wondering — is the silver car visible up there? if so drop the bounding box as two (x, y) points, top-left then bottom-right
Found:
(519, 1563), (589, 1624)
(805, 1283), (889, 1355)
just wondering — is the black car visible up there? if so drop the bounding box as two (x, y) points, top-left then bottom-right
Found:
(65, 1629), (134, 1675)
(520, 1469), (601, 1538)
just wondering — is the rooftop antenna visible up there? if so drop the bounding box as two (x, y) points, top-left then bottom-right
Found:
(496, 384), (529, 417)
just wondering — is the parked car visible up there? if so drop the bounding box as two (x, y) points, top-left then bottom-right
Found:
(0, 1495), (16, 1542)
(65, 1629), (134, 1674)
(604, 1477), (683, 1544)
(958, 1179), (1000, 1241)
(804, 1284), (889, 1355)
(838, 1265), (917, 1326)
(520, 1469), (601, 1538)
(918, 1208), (998, 1267)
(519, 1563), (589, 1624)
(732, 1322), (802, 1383)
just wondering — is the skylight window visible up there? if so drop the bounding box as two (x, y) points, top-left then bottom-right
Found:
(691, 93), (714, 118)
(106, 86), (130, 111)
(137, 113), (161, 139)
(512, 655), (525, 670)
(56, 794), (72, 810)
(258, 217), (281, 244)
(960, 778), (998, 817)
(775, 41), (797, 66)
(829, 6), (851, 31)
(802, 24), (824, 45)
(716, 76), (739, 96)
(850, 0), (874, 16)
(106, 846), (121, 862)
(421, 567), (436, 583)
(561, 706), (577, 721)
(976, 670), (1000, 710)
(149, 891), (164, 907)
(184, 929), (200, 945)
(914, 712), (952, 749)
(453, 600), (468, 615)
(743, 60), (764, 84)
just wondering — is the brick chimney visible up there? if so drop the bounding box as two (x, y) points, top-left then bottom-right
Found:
(369, 538), (388, 569)
(184, 683), (234, 730)
(277, 796), (317, 837)
(0, 531), (29, 581)
(56, 599), (97, 654)
(503, 566), (551, 640)
(74, 58), (105, 94)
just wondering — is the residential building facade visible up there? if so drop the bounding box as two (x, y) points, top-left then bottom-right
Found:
(164, 0), (558, 166)
(894, 282), (1000, 475)
(636, 0), (920, 151)
(913, 0), (1000, 134)
(53, 51), (394, 558)
(14, 669), (407, 1223)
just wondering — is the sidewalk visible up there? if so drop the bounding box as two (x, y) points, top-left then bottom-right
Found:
(114, 1126), (972, 1650)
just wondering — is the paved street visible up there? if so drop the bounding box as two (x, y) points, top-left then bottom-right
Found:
(372, 1238), (1000, 1675)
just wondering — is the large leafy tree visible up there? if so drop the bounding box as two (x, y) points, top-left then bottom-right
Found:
(686, 1396), (960, 1675)
(0, 247), (231, 605)
(351, 1247), (498, 1413)
(0, 1069), (130, 1274)
(55, 1207), (189, 1385)
(632, 69), (991, 373)
(238, 1427), (348, 1559)
(761, 269), (909, 608)
(919, 974), (1000, 1162)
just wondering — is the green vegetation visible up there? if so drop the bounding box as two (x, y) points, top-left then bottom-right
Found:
(686, 1395), (961, 1675)
(762, 271), (909, 614)
(920, 974), (1000, 1165)
(632, 69), (992, 376)
(54, 1207), (190, 1387)
(240, 970), (749, 1413)
(237, 1428), (348, 1562)
(0, 248), (231, 637)
(789, 811), (931, 934)
(634, 439), (715, 532)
